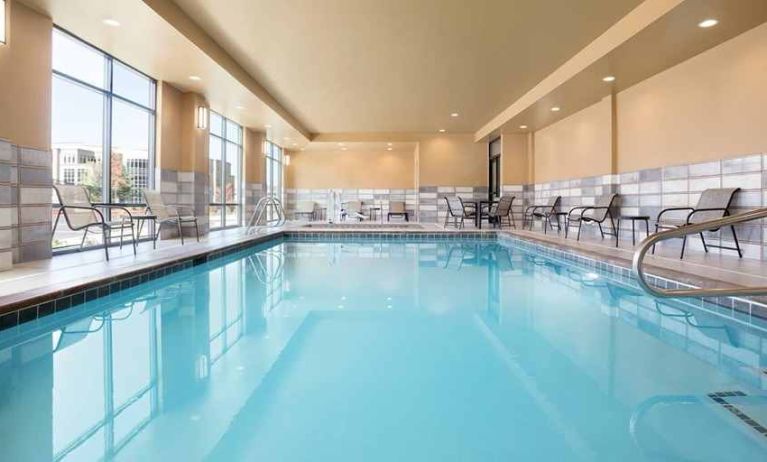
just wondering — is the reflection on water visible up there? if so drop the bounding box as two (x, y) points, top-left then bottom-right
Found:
(0, 241), (765, 461)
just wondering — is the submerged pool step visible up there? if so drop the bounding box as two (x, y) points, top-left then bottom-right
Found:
(708, 391), (767, 439)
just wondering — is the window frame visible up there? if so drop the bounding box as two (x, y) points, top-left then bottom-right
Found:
(208, 111), (244, 230)
(51, 26), (157, 253)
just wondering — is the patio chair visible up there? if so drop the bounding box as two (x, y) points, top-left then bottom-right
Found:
(142, 190), (200, 245)
(524, 196), (561, 232)
(294, 200), (316, 221)
(487, 195), (515, 228)
(444, 196), (476, 228)
(51, 184), (136, 261)
(341, 200), (364, 221)
(652, 187), (741, 259)
(387, 201), (409, 221)
(565, 193), (618, 241)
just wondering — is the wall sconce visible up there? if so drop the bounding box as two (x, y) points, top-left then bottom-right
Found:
(284, 154), (291, 166)
(1, 0), (7, 45)
(196, 106), (209, 130)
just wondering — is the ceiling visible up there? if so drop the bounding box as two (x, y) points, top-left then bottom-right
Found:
(170, 0), (644, 134)
(496, 0), (767, 137)
(300, 141), (417, 153)
(20, 0), (311, 148)
(19, 0), (767, 151)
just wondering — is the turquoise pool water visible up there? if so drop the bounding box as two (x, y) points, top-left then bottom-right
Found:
(1, 239), (766, 461)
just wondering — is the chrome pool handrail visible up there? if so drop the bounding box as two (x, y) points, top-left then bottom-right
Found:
(246, 195), (287, 233)
(632, 207), (767, 298)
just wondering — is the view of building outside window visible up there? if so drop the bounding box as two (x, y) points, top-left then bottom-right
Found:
(50, 28), (156, 250)
(209, 112), (243, 230)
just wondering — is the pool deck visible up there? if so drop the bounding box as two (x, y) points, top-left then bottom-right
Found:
(0, 220), (766, 324)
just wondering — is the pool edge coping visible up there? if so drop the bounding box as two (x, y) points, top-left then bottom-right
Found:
(1, 228), (765, 331)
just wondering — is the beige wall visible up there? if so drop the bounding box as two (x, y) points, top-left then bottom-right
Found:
(529, 22), (767, 181)
(287, 149), (415, 189)
(617, 21), (767, 173)
(500, 133), (529, 184)
(533, 96), (613, 183)
(418, 134), (487, 186)
(157, 82), (183, 171)
(244, 128), (264, 183)
(0, 1), (52, 150)
(179, 92), (209, 174)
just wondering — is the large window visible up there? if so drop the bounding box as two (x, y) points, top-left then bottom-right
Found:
(51, 28), (156, 250)
(265, 141), (284, 220)
(209, 112), (243, 229)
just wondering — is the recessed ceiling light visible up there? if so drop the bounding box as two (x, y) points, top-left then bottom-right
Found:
(341, 147), (348, 151)
(188, 75), (201, 81)
(283, 136), (291, 140)
(602, 75), (616, 82)
(387, 147), (393, 151)
(439, 129), (446, 133)
(337, 142), (345, 146)
(264, 124), (272, 129)
(103, 19), (121, 27)
(236, 105), (245, 110)
(292, 143), (297, 146)
(551, 106), (561, 112)
(450, 112), (459, 117)
(387, 142), (392, 146)
(519, 125), (528, 129)
(300, 148), (305, 151)
(698, 18), (718, 28)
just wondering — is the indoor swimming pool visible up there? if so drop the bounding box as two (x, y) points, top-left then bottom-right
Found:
(0, 238), (765, 461)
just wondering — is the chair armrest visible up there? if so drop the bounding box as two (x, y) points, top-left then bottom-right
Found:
(656, 207), (694, 222)
(93, 203), (135, 222)
(567, 206), (589, 218)
(686, 207), (729, 224)
(60, 205), (107, 224)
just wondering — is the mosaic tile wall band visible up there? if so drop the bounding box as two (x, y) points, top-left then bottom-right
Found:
(516, 152), (767, 258)
(286, 188), (418, 222)
(419, 185), (488, 224)
(0, 139), (53, 265)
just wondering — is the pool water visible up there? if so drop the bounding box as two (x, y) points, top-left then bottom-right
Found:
(1, 239), (766, 461)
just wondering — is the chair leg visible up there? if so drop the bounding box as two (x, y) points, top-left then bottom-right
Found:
(130, 224), (137, 255)
(195, 219), (200, 242)
(103, 228), (110, 261)
(680, 235), (687, 260)
(51, 209), (63, 244)
(80, 228), (89, 250)
(699, 232), (708, 253)
(154, 222), (162, 248)
(577, 221), (583, 241)
(177, 220), (185, 245)
(731, 225), (743, 258)
(598, 222), (605, 239)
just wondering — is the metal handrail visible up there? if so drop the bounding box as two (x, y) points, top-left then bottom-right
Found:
(246, 195), (287, 233)
(632, 207), (767, 298)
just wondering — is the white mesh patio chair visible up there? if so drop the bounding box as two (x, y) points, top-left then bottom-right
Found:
(387, 201), (409, 222)
(51, 184), (136, 260)
(142, 190), (200, 245)
(652, 188), (741, 259)
(294, 200), (316, 221)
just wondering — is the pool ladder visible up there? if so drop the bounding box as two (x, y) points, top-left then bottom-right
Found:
(246, 195), (287, 233)
(632, 207), (767, 298)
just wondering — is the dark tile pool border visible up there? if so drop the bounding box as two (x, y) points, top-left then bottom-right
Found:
(0, 230), (498, 331)
(1, 228), (765, 331)
(497, 233), (767, 320)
